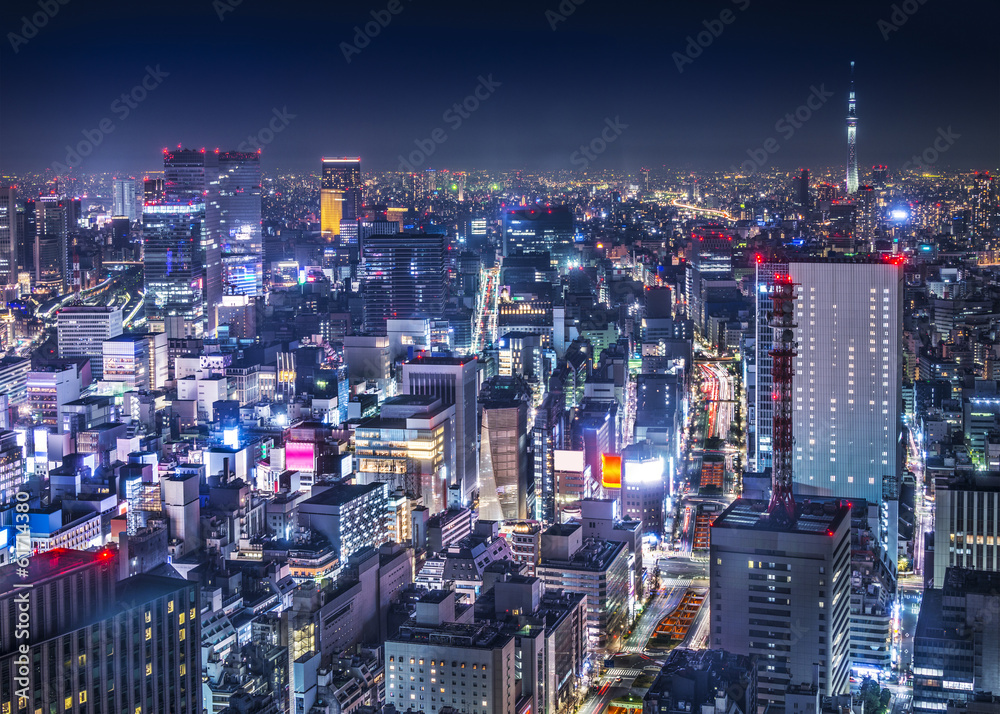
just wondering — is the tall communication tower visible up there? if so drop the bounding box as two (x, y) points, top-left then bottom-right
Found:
(767, 275), (798, 525)
(846, 61), (859, 195)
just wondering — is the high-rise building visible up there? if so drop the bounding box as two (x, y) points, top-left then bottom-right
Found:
(361, 232), (445, 333)
(710, 499), (852, 706)
(216, 151), (262, 296)
(533, 391), (565, 522)
(797, 168), (810, 213)
(536, 523), (630, 649)
(385, 591), (516, 714)
(143, 176), (164, 203)
(502, 206), (575, 257)
(871, 165), (888, 189)
(321, 157), (362, 238)
(34, 196), (68, 292)
(855, 185), (878, 249)
(912, 568), (1000, 713)
(971, 171), (995, 245)
(56, 306), (123, 380)
(402, 356), (479, 505)
(932, 473), (1000, 588)
(0, 430), (25, 508)
(112, 177), (138, 222)
(144, 149), (223, 335)
(478, 376), (530, 521)
(298, 482), (389, 563)
(846, 61), (858, 195)
(0, 549), (202, 713)
(143, 202), (207, 335)
(751, 259), (902, 572)
(354, 395), (457, 514)
(0, 186), (18, 285)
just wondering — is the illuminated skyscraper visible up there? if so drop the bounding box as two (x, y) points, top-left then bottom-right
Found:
(144, 149), (220, 336)
(751, 259), (902, 574)
(871, 165), (888, 189)
(34, 196), (68, 292)
(321, 157), (362, 238)
(0, 186), (17, 285)
(971, 171), (995, 246)
(112, 177), (138, 222)
(855, 185), (877, 249)
(215, 151), (262, 296)
(846, 61), (859, 195)
(361, 232), (445, 332)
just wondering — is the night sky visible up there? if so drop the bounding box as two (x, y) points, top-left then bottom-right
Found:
(2, 0), (997, 174)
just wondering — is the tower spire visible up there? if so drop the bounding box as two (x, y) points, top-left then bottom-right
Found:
(846, 61), (858, 195)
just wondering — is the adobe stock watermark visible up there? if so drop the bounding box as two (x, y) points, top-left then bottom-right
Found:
(397, 74), (501, 172)
(213, 0), (242, 21)
(877, 0), (929, 40)
(12, 489), (33, 708)
(728, 83), (833, 174)
(899, 127), (959, 172)
(546, 0), (586, 31)
(570, 117), (628, 169)
(341, 0), (412, 63)
(51, 65), (169, 173)
(7, 0), (70, 54)
(672, 0), (750, 74)
(236, 107), (297, 153)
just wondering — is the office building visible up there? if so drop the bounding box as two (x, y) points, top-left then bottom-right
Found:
(33, 196), (68, 292)
(478, 376), (530, 522)
(361, 232), (446, 333)
(402, 355), (479, 505)
(27, 365), (80, 431)
(971, 171), (995, 245)
(298, 482), (389, 563)
(144, 149), (221, 336)
(751, 259), (902, 573)
(0, 549), (201, 713)
(216, 151), (262, 296)
(536, 523), (630, 649)
(0, 356), (29, 408)
(112, 177), (138, 222)
(0, 186), (17, 285)
(620, 442), (666, 535)
(56, 306), (123, 380)
(321, 157), (362, 238)
(143, 201), (207, 335)
(385, 591), (516, 714)
(643, 649), (758, 714)
(502, 205), (574, 257)
(0, 430), (24, 507)
(912, 568), (1000, 713)
(855, 185), (878, 248)
(797, 168), (810, 213)
(143, 177), (164, 202)
(533, 391), (565, 523)
(933, 473), (1000, 588)
(354, 395), (457, 514)
(710, 499), (851, 706)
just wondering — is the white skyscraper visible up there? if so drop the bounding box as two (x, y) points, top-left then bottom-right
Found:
(789, 260), (902, 570)
(112, 178), (138, 222)
(56, 306), (124, 380)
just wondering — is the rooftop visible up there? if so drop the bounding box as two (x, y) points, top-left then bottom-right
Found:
(404, 355), (476, 366)
(0, 548), (112, 593)
(301, 482), (385, 507)
(712, 497), (850, 535)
